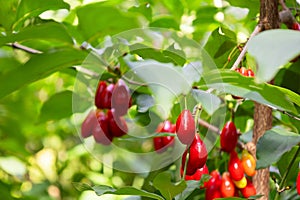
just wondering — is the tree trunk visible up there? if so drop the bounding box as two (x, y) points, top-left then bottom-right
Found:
(252, 0), (279, 199)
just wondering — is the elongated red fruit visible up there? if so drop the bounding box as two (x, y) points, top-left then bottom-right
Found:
(220, 121), (238, 153)
(101, 83), (115, 109)
(297, 171), (300, 195)
(228, 151), (244, 181)
(107, 109), (128, 137)
(220, 172), (235, 197)
(205, 184), (222, 200)
(95, 81), (107, 108)
(176, 109), (195, 145)
(93, 111), (113, 145)
(112, 79), (131, 116)
(153, 120), (175, 153)
(81, 110), (97, 138)
(181, 164), (209, 181)
(182, 134), (207, 175)
(241, 178), (256, 198)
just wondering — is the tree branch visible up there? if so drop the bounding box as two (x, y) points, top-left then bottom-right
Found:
(7, 42), (43, 54)
(230, 25), (261, 71)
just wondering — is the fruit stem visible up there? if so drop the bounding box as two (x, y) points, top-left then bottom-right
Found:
(274, 145), (300, 200)
(182, 147), (190, 180)
(184, 96), (187, 110)
(194, 104), (202, 131)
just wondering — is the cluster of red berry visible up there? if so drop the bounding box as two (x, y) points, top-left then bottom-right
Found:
(81, 79), (131, 145)
(235, 67), (254, 78)
(205, 121), (257, 199)
(153, 109), (208, 182)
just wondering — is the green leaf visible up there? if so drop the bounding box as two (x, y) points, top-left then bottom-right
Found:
(175, 175), (210, 200)
(247, 30), (300, 83)
(277, 146), (300, 185)
(0, 0), (19, 30)
(256, 127), (300, 169)
(136, 94), (155, 113)
(73, 182), (165, 199)
(150, 16), (180, 30)
(227, 0), (259, 19)
(38, 91), (89, 123)
(191, 89), (221, 115)
(77, 3), (139, 43)
(129, 3), (152, 21)
(204, 27), (236, 68)
(0, 48), (89, 99)
(15, 0), (70, 29)
(182, 61), (202, 85)
(275, 61), (300, 94)
(0, 22), (73, 46)
(202, 69), (299, 114)
(153, 172), (186, 200)
(193, 6), (218, 25)
(126, 59), (192, 118)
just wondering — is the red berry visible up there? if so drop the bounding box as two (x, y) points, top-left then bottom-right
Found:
(182, 134), (208, 175)
(297, 171), (300, 195)
(112, 79), (131, 116)
(181, 164), (209, 181)
(292, 22), (300, 31)
(95, 81), (107, 109)
(93, 111), (113, 145)
(101, 84), (115, 109)
(220, 172), (235, 197)
(206, 170), (222, 189)
(107, 109), (128, 137)
(205, 184), (222, 200)
(228, 151), (244, 181)
(246, 69), (254, 77)
(153, 120), (176, 153)
(239, 67), (248, 76)
(240, 178), (256, 198)
(176, 109), (195, 145)
(81, 110), (98, 138)
(220, 121), (238, 153)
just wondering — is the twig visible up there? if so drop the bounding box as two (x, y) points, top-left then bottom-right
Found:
(279, 0), (289, 10)
(121, 75), (148, 87)
(7, 42), (43, 54)
(198, 118), (220, 134)
(230, 25), (261, 71)
(279, 109), (300, 121)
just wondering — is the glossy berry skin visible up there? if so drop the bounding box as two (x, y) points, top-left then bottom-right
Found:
(239, 67), (248, 76)
(205, 184), (222, 200)
(247, 69), (255, 77)
(153, 120), (176, 153)
(107, 109), (128, 137)
(95, 81), (107, 109)
(101, 83), (115, 109)
(182, 134), (208, 175)
(181, 164), (209, 181)
(176, 109), (195, 145)
(228, 151), (244, 181)
(81, 110), (97, 138)
(112, 79), (131, 116)
(293, 22), (300, 31)
(241, 150), (256, 177)
(241, 178), (256, 198)
(206, 170), (222, 189)
(220, 121), (238, 153)
(220, 172), (235, 197)
(297, 171), (300, 195)
(93, 111), (113, 145)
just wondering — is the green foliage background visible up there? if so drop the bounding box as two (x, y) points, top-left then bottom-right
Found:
(0, 0), (299, 199)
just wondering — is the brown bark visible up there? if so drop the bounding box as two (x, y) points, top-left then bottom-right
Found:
(251, 1), (280, 199)
(252, 103), (273, 200)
